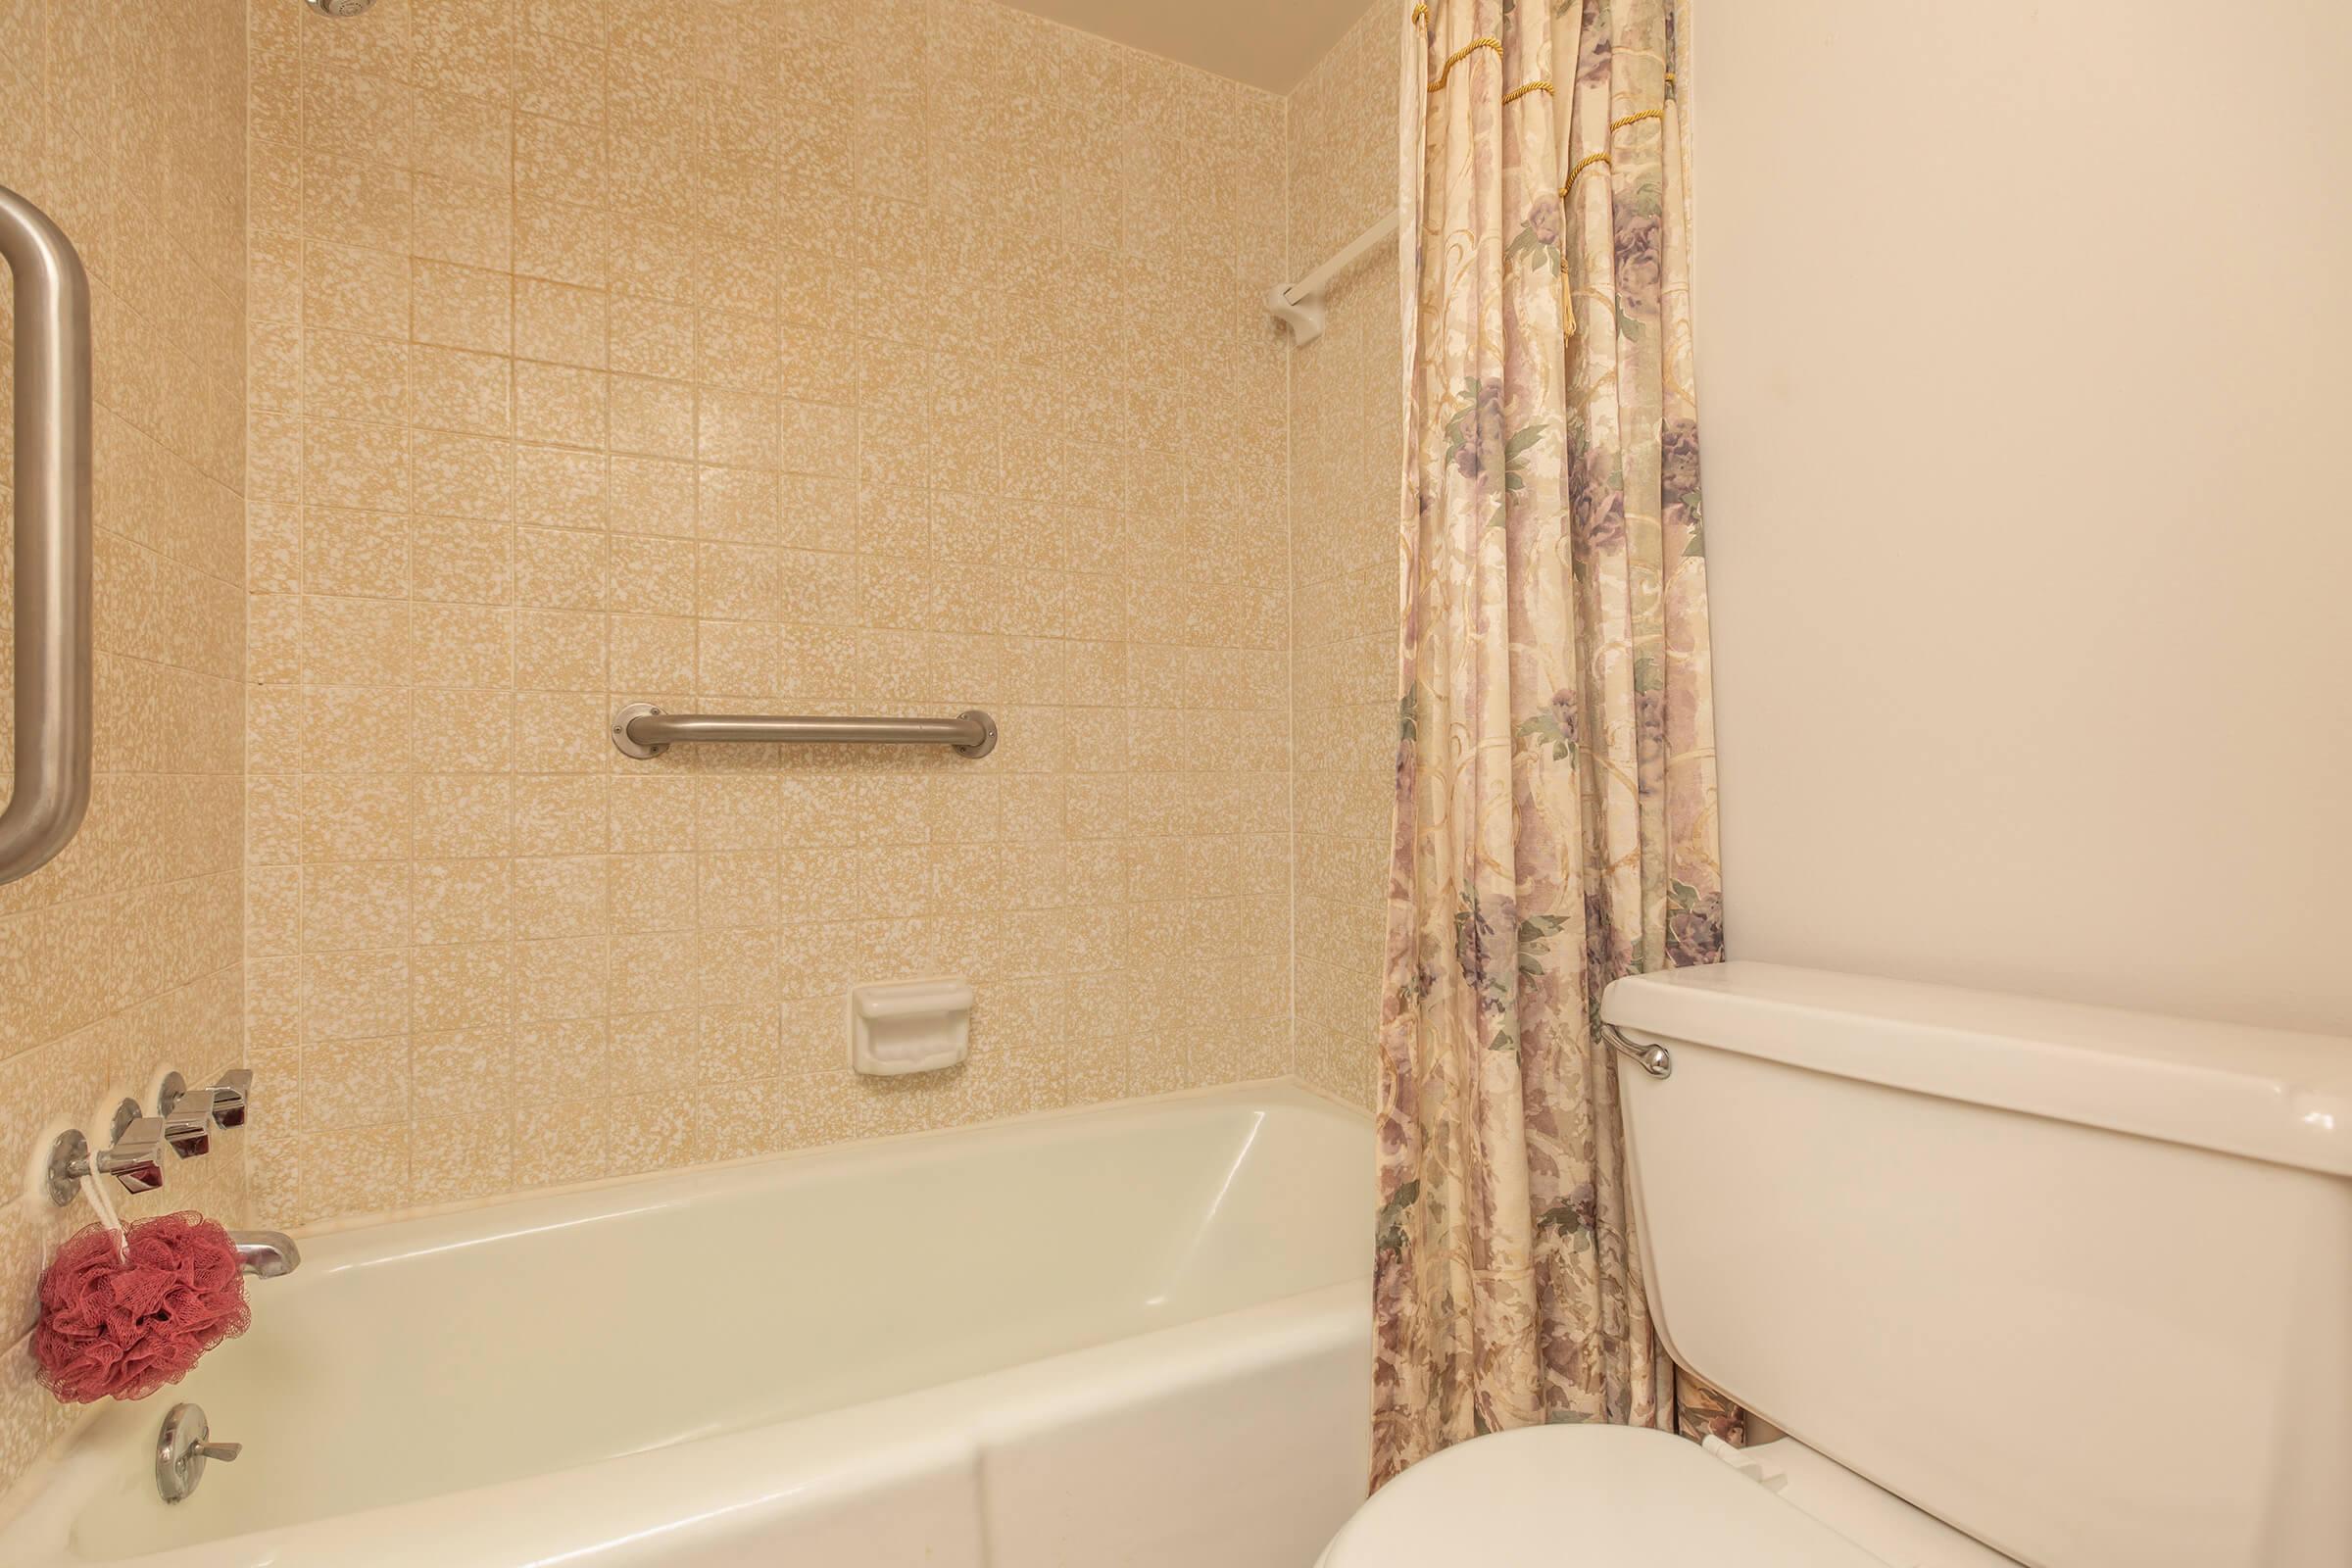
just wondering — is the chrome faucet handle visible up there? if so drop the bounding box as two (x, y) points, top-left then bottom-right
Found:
(203, 1068), (254, 1129)
(102, 1115), (166, 1194)
(163, 1067), (254, 1130)
(154, 1074), (213, 1157)
(50, 1115), (168, 1198)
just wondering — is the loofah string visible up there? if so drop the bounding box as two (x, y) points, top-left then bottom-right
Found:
(78, 1171), (130, 1264)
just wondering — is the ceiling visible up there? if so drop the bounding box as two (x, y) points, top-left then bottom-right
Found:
(1003, 0), (1371, 93)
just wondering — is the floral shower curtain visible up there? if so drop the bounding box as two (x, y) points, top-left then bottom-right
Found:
(1373, 0), (1738, 1485)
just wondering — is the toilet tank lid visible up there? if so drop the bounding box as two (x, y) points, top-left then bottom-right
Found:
(1601, 963), (2352, 1177)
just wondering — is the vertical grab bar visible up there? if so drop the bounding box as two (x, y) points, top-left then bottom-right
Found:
(0, 184), (93, 888)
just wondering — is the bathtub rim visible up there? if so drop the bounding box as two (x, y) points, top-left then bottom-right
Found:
(275, 1073), (1364, 1245)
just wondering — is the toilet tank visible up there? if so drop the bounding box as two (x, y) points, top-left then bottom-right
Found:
(1602, 963), (2352, 1568)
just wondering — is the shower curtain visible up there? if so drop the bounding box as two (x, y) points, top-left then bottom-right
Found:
(1373, 0), (1738, 1484)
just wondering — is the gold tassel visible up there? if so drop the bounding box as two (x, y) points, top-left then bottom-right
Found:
(1557, 154), (1610, 343)
(1556, 99), (1666, 342)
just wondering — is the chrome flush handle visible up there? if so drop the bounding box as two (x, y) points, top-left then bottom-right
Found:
(1598, 1021), (1674, 1080)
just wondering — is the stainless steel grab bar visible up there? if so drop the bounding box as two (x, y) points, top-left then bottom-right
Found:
(610, 704), (998, 760)
(0, 184), (92, 888)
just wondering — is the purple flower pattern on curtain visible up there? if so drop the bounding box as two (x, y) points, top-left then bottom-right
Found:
(1374, 0), (1738, 1487)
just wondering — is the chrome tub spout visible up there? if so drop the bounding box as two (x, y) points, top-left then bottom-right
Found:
(226, 1231), (301, 1279)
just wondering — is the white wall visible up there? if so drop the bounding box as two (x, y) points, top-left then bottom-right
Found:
(1689, 1), (2352, 1035)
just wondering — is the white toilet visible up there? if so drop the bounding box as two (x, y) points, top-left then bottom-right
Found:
(1320, 962), (2352, 1568)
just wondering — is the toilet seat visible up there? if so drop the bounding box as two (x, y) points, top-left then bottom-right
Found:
(1319, 1427), (1921, 1567)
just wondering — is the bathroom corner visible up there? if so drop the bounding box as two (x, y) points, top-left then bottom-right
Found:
(1284, 0), (1400, 1111)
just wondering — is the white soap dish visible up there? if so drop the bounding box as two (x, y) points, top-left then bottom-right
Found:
(850, 978), (973, 1076)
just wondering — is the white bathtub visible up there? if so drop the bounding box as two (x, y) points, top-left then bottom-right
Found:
(0, 1084), (1373, 1567)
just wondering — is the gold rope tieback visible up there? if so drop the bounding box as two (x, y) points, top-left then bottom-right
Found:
(1559, 107), (1670, 200)
(1410, 2), (1428, 23)
(1559, 151), (1611, 200)
(1558, 105), (1673, 341)
(1427, 36), (1500, 91)
(1502, 78), (1553, 104)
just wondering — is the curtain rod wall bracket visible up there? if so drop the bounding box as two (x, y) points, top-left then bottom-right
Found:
(1264, 283), (1329, 345)
(1267, 209), (1401, 346)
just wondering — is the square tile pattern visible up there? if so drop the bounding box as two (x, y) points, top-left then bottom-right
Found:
(241, 0), (1305, 1229)
(0, 0), (252, 1491)
(0, 0), (1398, 1494)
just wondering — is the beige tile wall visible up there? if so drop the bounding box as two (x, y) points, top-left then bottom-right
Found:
(0, 0), (250, 1496)
(241, 0), (1298, 1227)
(0, 0), (1411, 1498)
(1287, 2), (1398, 1109)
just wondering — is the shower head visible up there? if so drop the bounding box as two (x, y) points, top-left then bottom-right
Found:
(305, 0), (377, 15)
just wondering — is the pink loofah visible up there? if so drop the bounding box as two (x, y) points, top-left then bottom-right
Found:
(32, 1213), (251, 1404)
